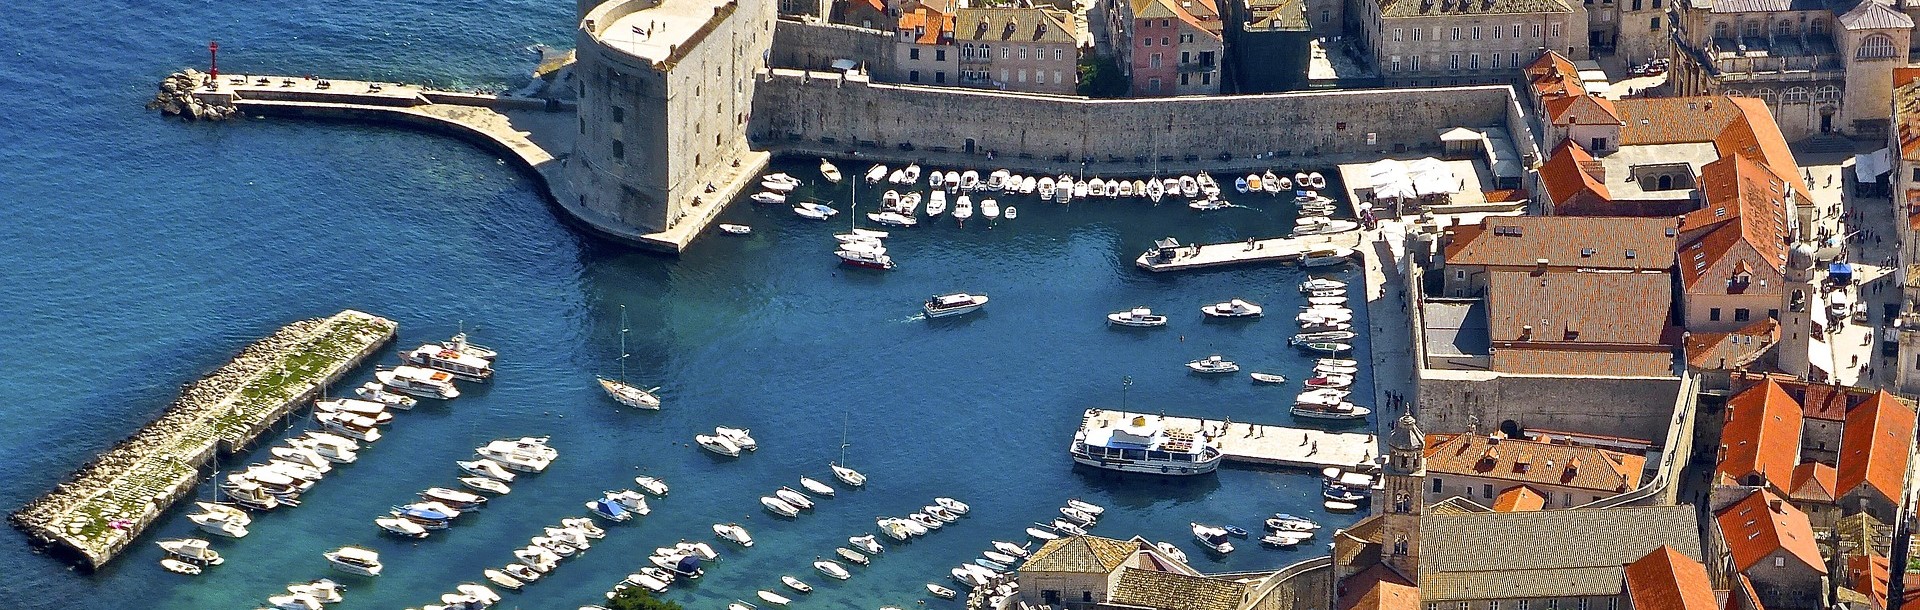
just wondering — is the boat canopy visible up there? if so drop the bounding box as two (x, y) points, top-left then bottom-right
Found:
(335, 547), (379, 563)
(592, 498), (628, 518)
(397, 506), (453, 521)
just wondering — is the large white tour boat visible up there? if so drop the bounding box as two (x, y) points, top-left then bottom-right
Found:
(1069, 411), (1222, 475)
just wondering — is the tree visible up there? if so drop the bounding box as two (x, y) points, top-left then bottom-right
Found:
(607, 587), (686, 610)
(1077, 54), (1129, 98)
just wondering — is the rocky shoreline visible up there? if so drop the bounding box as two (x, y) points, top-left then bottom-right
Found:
(146, 69), (237, 121)
(9, 310), (395, 568)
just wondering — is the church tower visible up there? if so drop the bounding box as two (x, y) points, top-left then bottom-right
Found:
(1376, 411), (1425, 579)
(1778, 241), (1817, 378)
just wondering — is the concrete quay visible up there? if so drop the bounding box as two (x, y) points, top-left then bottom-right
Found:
(1080, 409), (1376, 470)
(9, 310), (395, 569)
(1134, 231), (1364, 272)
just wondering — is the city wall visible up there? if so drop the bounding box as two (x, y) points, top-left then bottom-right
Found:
(769, 18), (897, 80)
(749, 69), (1530, 169)
(1416, 369), (1685, 444)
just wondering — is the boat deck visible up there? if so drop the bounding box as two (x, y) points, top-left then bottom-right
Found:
(1134, 231), (1364, 272)
(1079, 409), (1375, 470)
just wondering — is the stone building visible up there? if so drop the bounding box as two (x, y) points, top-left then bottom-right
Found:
(1709, 489), (1828, 610)
(1668, 0), (1913, 140)
(1346, 0), (1588, 87)
(570, 0), (776, 251)
(954, 7), (1080, 94)
(1438, 215), (1677, 298)
(1419, 431), (1649, 509)
(1714, 378), (1804, 494)
(896, 2), (958, 85)
(1834, 390), (1915, 523)
(1013, 534), (1250, 610)
(1110, 0), (1227, 95)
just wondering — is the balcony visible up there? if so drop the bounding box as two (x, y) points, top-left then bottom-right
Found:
(1177, 62), (1218, 73)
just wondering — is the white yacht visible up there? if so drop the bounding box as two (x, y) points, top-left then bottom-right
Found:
(926, 190), (947, 216)
(460, 476), (511, 495)
(937, 497), (970, 514)
(355, 382), (417, 410)
(775, 487), (814, 509)
(270, 446), (332, 472)
(316, 412), (381, 442)
(835, 243), (895, 270)
(1291, 402), (1372, 421)
(458, 458), (515, 482)
(188, 512), (249, 538)
(814, 559), (851, 580)
(1202, 299), (1263, 318)
(716, 427), (758, 451)
(634, 475), (670, 496)
(158, 538), (223, 565)
(1107, 307), (1167, 328)
(994, 541), (1030, 557)
(193, 502), (251, 525)
(761, 496), (801, 517)
(850, 534), (884, 554)
(402, 343), (494, 381)
(868, 211), (917, 227)
(375, 366), (460, 399)
(980, 198), (1000, 219)
(793, 202), (838, 220)
(1191, 523), (1235, 554)
(715, 522), (754, 547)
(1186, 355), (1239, 374)
(954, 195), (974, 223)
(1070, 411), (1223, 475)
(697, 434), (742, 457)
(600, 304), (662, 410)
(324, 546), (382, 576)
(476, 439), (555, 473)
(924, 293), (989, 318)
(377, 516), (429, 538)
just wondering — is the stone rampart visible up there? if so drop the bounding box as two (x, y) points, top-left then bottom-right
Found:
(1416, 368), (1684, 443)
(768, 18), (897, 80)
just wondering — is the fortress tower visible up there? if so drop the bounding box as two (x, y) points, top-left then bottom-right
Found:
(567, 0), (775, 252)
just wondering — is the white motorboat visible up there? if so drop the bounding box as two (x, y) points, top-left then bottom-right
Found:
(485, 568), (525, 591)
(1307, 171), (1327, 188)
(220, 480), (282, 511)
(1108, 307), (1167, 327)
(158, 538), (223, 565)
(160, 558), (201, 575)
(987, 169), (1010, 189)
(1301, 278), (1346, 292)
(791, 202), (836, 220)
(1066, 498), (1105, 516)
(1188, 197), (1231, 211)
(697, 434), (743, 457)
(1302, 246), (1357, 267)
(1073, 180), (1090, 199)
(868, 211), (918, 227)
(850, 534), (884, 554)
(634, 475), (670, 496)
(355, 382), (417, 410)
(605, 489), (652, 515)
(376, 366), (460, 399)
(1260, 170), (1280, 192)
(866, 164), (889, 184)
(1304, 373), (1355, 389)
(960, 170), (980, 190)
(924, 292), (989, 318)
(761, 179), (798, 193)
(1293, 219), (1360, 237)
(1004, 206), (1017, 220)
(1291, 402), (1372, 420)
(759, 590), (793, 607)
(1176, 175), (1198, 198)
(1060, 506), (1098, 524)
(1026, 527), (1060, 540)
(676, 540), (718, 560)
(315, 412), (381, 442)
(937, 497), (970, 514)
(1191, 523), (1235, 554)
(928, 170), (946, 189)
(831, 463), (867, 486)
(460, 476), (511, 495)
(562, 517), (606, 540)
(928, 584), (958, 599)
(912, 512), (945, 530)
(752, 191), (788, 204)
(720, 224), (752, 235)
(503, 563), (541, 583)
(903, 164), (922, 184)
(376, 515), (429, 538)
(1049, 519), (1084, 535)
(763, 172), (800, 187)
(1251, 372), (1288, 384)
(268, 594), (324, 610)
(887, 168), (906, 184)
(952, 567), (988, 588)
(403, 343), (494, 382)
(1187, 355), (1239, 374)
(926, 505), (961, 522)
(325, 546), (382, 576)
(1144, 178), (1164, 203)
(716, 427), (758, 451)
(836, 547), (870, 565)
(421, 487), (486, 510)
(1088, 178), (1106, 197)
(876, 518), (912, 541)
(653, 553), (705, 578)
(1019, 175), (1037, 194)
(761, 496), (801, 517)
(984, 550), (1019, 566)
(835, 244), (895, 270)
(458, 459), (515, 482)
(799, 477), (834, 496)
(881, 190), (900, 210)
(270, 446), (333, 473)
(926, 190), (947, 216)
(476, 439), (555, 472)
(981, 198), (1000, 219)
(954, 195), (974, 223)
(315, 399), (390, 424)
(1056, 177), (1075, 203)
(1072, 410), (1225, 475)
(1119, 180), (1135, 197)
(776, 487), (814, 509)
(1261, 531), (1312, 547)
(1268, 513), (1320, 531)
(1038, 177), (1055, 200)
(715, 522), (754, 547)
(897, 517), (929, 536)
(943, 171), (961, 191)
(193, 502), (250, 526)
(814, 559), (851, 580)
(1154, 541), (1188, 563)
(514, 548), (559, 573)
(188, 512), (249, 538)
(1203, 298), (1263, 318)
(783, 575), (813, 593)
(819, 159), (842, 183)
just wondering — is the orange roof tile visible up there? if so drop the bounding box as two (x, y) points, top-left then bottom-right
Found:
(1486, 269), (1674, 346)
(1537, 140), (1610, 205)
(1788, 462), (1837, 503)
(1716, 379), (1802, 489)
(897, 6), (955, 44)
(1714, 490), (1826, 574)
(1684, 318), (1778, 370)
(1425, 433), (1646, 494)
(1849, 554), (1890, 609)
(1615, 97), (1746, 146)
(1625, 546), (1721, 610)
(1491, 485), (1546, 512)
(1677, 155), (1791, 290)
(1800, 382), (1852, 421)
(1444, 216), (1676, 271)
(1838, 391), (1916, 504)
(1713, 98), (1813, 205)
(1337, 563), (1418, 610)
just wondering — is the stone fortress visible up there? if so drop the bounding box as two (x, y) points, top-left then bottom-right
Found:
(563, 0), (1543, 251)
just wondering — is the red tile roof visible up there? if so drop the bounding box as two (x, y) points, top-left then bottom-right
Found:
(1683, 318), (1778, 370)
(1788, 462), (1836, 503)
(897, 5), (955, 44)
(1837, 391), (1916, 504)
(1800, 382), (1852, 421)
(1848, 554), (1890, 609)
(1677, 154), (1791, 290)
(1615, 96), (1747, 146)
(1424, 433), (1646, 494)
(1716, 379), (1802, 489)
(1714, 490), (1826, 575)
(1537, 140), (1610, 205)
(1444, 215), (1676, 270)
(1491, 346), (1677, 377)
(1625, 545), (1721, 610)
(1491, 485), (1545, 512)
(1337, 563), (1418, 610)
(1524, 51), (1621, 126)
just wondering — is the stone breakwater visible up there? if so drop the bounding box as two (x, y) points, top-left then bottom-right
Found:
(147, 69), (237, 120)
(9, 310), (396, 569)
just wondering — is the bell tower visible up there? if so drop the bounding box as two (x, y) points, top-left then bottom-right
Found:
(1778, 240), (1817, 378)
(1376, 410), (1426, 579)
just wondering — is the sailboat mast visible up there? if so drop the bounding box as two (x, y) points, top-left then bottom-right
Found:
(617, 305), (630, 385)
(839, 409), (851, 468)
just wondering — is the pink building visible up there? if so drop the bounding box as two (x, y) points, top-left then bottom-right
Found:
(1114, 0), (1224, 96)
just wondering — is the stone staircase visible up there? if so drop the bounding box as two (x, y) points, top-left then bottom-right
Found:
(1795, 134), (1862, 154)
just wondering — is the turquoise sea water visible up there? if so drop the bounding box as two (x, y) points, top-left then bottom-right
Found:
(0, 1), (1373, 608)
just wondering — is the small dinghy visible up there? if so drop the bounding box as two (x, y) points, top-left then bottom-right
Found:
(1234, 176), (1248, 193)
(759, 590), (793, 606)
(928, 583), (958, 599)
(459, 476), (511, 495)
(1004, 206), (1017, 220)
(1251, 372), (1288, 384)
(1066, 499), (1105, 516)
(782, 575), (813, 593)
(814, 559), (851, 580)
(160, 558), (202, 575)
(836, 547), (870, 565)
(799, 477), (835, 496)
(720, 224), (751, 235)
(820, 159), (842, 183)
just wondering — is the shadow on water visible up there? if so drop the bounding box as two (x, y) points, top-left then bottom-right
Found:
(1071, 466), (1225, 506)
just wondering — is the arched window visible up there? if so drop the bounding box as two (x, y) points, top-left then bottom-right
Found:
(1724, 89), (1743, 97)
(1815, 85), (1841, 102)
(1658, 175), (1673, 190)
(1393, 536), (1409, 556)
(1395, 491), (1412, 513)
(1774, 20), (1793, 38)
(1754, 88), (1775, 103)
(1858, 33), (1898, 59)
(1783, 87), (1809, 103)
(1714, 21), (1731, 40)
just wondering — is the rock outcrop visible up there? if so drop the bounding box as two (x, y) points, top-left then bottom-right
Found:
(146, 69), (237, 120)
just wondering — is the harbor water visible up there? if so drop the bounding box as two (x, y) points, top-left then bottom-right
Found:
(0, 0), (1374, 607)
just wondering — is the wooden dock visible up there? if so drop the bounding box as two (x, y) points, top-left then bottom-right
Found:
(1079, 409), (1376, 470)
(10, 310), (396, 569)
(1134, 231), (1365, 272)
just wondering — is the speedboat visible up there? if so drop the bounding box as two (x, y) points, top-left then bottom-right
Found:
(1154, 542), (1188, 563)
(993, 541), (1030, 557)
(1305, 374), (1354, 389)
(586, 496), (633, 522)
(485, 569), (524, 591)
(761, 496), (801, 517)
(1203, 299), (1263, 318)
(188, 512), (248, 538)
(720, 224), (752, 235)
(476, 439), (555, 472)
(981, 198), (1001, 219)
(924, 293), (989, 318)
(960, 170), (980, 190)
(763, 172), (801, 187)
(903, 164), (922, 184)
(716, 427), (758, 451)
(457, 459), (515, 482)
(943, 171), (961, 191)
(503, 563), (541, 583)
(925, 505), (960, 522)
(697, 434), (742, 457)
(376, 366), (460, 399)
(1263, 170), (1283, 192)
(761, 180), (798, 194)
(1306, 295), (1348, 307)
(160, 558), (201, 575)
(876, 518), (912, 541)
(730, 601), (757, 610)
(896, 517), (929, 536)
(975, 557), (1009, 572)
(954, 195), (974, 223)
(315, 399), (391, 424)
(715, 522), (754, 547)
(1187, 355), (1239, 374)
(1026, 527), (1059, 541)
(952, 568), (988, 588)
(831, 463), (866, 486)
(1056, 177), (1075, 202)
(799, 477), (834, 496)
(926, 191), (947, 216)
(193, 502), (251, 525)
(158, 538), (223, 565)
(1293, 219), (1360, 237)
(355, 382), (417, 410)
(1066, 499), (1105, 516)
(776, 487), (814, 509)
(604, 489), (652, 515)
(849, 534), (883, 554)
(835, 244), (895, 270)
(268, 594), (324, 610)
(1188, 197), (1231, 211)
(868, 211), (918, 227)
(782, 575), (812, 593)
(866, 164), (889, 184)
(1296, 342), (1352, 355)
(987, 169), (1010, 189)
(1251, 372), (1287, 384)
(887, 168), (906, 184)
(1316, 363), (1359, 376)
(936, 497), (970, 514)
(1039, 177), (1056, 200)
(563, 517), (607, 539)
(459, 476), (511, 495)
(836, 547), (869, 565)
(1003, 205), (1017, 219)
(376, 516), (429, 538)
(928, 584), (958, 599)
(814, 559), (851, 580)
(793, 202), (839, 220)
(1108, 307), (1167, 327)
(911, 512), (945, 530)
(1223, 525), (1251, 538)
(1307, 171), (1327, 188)
(324, 546), (382, 576)
(402, 343), (494, 382)
(390, 503), (457, 529)
(819, 159), (842, 183)
(1268, 513), (1320, 532)
(220, 480), (282, 511)
(1323, 484), (1368, 503)
(1179, 175), (1199, 197)
(1291, 402), (1371, 420)
(1191, 523), (1234, 554)
(1296, 388), (1352, 403)
(1019, 175), (1037, 194)
(1261, 531), (1312, 547)
(421, 487), (487, 509)
(1294, 330), (1357, 343)
(759, 590), (793, 607)
(634, 475), (669, 496)
(674, 540), (717, 560)
(1119, 180), (1135, 197)
(652, 553), (704, 579)
(514, 548), (559, 573)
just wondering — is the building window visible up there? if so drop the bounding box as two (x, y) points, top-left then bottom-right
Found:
(1409, 55), (1421, 70)
(1161, 19), (1169, 27)
(1859, 34), (1898, 59)
(612, 139), (624, 160)
(1512, 52), (1520, 66)
(1055, 48), (1064, 61)
(1491, 603), (1499, 610)
(1144, 37), (1153, 46)
(1449, 54), (1460, 70)
(1182, 51), (1191, 63)
(1607, 599), (1616, 610)
(1084, 592), (1094, 603)
(1631, 0), (1640, 8)
(1532, 24), (1543, 37)
(611, 106), (624, 123)
(1018, 69), (1026, 82)
(1432, 478), (1442, 492)
(1774, 20), (1792, 37)
(1783, 87), (1809, 103)
(1579, 599), (1589, 610)
(1513, 24), (1521, 37)
(1148, 78), (1161, 91)
(1812, 18), (1825, 35)
(1393, 28), (1403, 41)
(1161, 37), (1169, 45)
(1651, 17), (1661, 30)
(936, 71), (946, 83)
(1710, 308), (1722, 321)
(1470, 53), (1480, 69)
(1391, 56), (1402, 72)
(1181, 33), (1194, 43)
(1547, 600), (1558, 610)
(1152, 53), (1162, 67)
(910, 70), (920, 82)
(1002, 45), (1010, 59)
(910, 48), (921, 60)
(1492, 53), (1502, 68)
(1202, 72), (1210, 85)
(1181, 73), (1190, 85)
(1020, 46), (1028, 60)
(1483, 484), (1492, 498)
(1493, 26), (1501, 39)
(1471, 26), (1481, 39)
(1774, 556), (1785, 568)
(1735, 308), (1750, 322)
(1550, 23), (1561, 38)
(1564, 493), (1572, 506)
(1459, 603), (1469, 610)
(1518, 602), (1530, 610)
(937, 49), (946, 61)
(1451, 26), (1461, 40)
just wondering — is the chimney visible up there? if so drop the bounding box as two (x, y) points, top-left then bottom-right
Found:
(1520, 325), (1534, 341)
(1578, 159), (1605, 182)
(1534, 258), (1549, 274)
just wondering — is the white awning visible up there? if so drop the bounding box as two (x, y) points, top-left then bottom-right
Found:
(1854, 147), (1891, 179)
